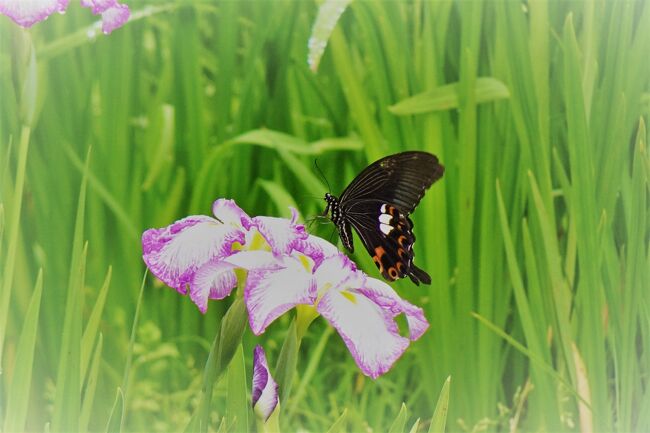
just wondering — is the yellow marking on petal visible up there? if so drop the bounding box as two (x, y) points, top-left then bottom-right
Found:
(298, 254), (312, 272)
(341, 291), (357, 304)
(231, 241), (244, 251)
(249, 231), (270, 251)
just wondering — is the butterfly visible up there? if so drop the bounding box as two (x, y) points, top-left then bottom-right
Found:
(323, 151), (444, 285)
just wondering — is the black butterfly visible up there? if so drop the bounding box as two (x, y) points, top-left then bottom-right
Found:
(323, 151), (444, 285)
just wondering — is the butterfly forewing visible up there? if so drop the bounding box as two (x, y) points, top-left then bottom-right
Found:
(325, 151), (444, 286)
(340, 151), (443, 215)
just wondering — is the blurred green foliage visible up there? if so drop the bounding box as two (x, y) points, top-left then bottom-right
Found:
(1, 0), (648, 431)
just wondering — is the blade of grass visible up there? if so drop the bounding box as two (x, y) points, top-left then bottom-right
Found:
(0, 125), (30, 366)
(81, 267), (112, 381)
(80, 333), (103, 433)
(387, 403), (407, 433)
(388, 77), (510, 115)
(225, 344), (249, 433)
(51, 146), (92, 433)
(2, 269), (43, 433)
(427, 376), (450, 433)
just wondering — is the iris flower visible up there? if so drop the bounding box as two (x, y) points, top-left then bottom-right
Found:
(0, 0), (130, 34)
(142, 198), (429, 379)
(251, 345), (279, 422)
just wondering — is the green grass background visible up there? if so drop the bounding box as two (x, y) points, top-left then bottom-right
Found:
(1, 0), (649, 431)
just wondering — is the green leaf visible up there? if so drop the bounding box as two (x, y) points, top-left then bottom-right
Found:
(408, 418), (420, 433)
(388, 403), (408, 433)
(388, 77), (510, 115)
(230, 129), (363, 155)
(257, 179), (299, 216)
(325, 409), (348, 433)
(307, 0), (353, 71)
(80, 334), (104, 433)
(3, 270), (43, 433)
(0, 126), (31, 366)
(81, 267), (112, 382)
(428, 376), (450, 433)
(195, 297), (248, 433)
(52, 146), (91, 433)
(104, 388), (125, 433)
(225, 344), (249, 433)
(274, 319), (300, 404)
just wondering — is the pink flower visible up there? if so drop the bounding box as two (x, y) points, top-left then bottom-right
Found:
(142, 198), (429, 379)
(0, 0), (130, 34)
(251, 345), (279, 422)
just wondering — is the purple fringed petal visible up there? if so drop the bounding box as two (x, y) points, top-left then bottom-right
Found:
(245, 256), (316, 335)
(317, 288), (410, 379)
(244, 208), (307, 257)
(252, 345), (278, 422)
(0, 0), (68, 27)
(99, 2), (129, 34)
(80, 0), (129, 34)
(313, 252), (359, 293)
(80, 0), (114, 14)
(212, 198), (252, 227)
(223, 250), (283, 271)
(292, 234), (340, 269)
(357, 278), (429, 340)
(189, 261), (238, 313)
(142, 215), (245, 294)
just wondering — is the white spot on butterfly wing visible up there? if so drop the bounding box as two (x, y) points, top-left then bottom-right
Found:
(380, 203), (387, 213)
(378, 213), (392, 224)
(380, 223), (393, 235)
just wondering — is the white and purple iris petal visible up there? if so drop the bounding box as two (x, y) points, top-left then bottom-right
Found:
(244, 208), (307, 257)
(313, 254), (429, 379)
(252, 345), (279, 422)
(239, 251), (317, 335)
(80, 0), (130, 34)
(142, 215), (245, 295)
(189, 261), (238, 314)
(0, 0), (68, 27)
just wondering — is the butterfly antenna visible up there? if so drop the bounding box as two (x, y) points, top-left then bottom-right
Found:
(314, 158), (332, 194)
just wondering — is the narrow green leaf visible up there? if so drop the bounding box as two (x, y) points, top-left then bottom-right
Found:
(388, 77), (510, 115)
(307, 0), (353, 72)
(104, 388), (125, 433)
(225, 344), (249, 433)
(80, 334), (104, 433)
(81, 267), (112, 382)
(195, 297), (247, 433)
(52, 146), (91, 433)
(274, 318), (299, 404)
(257, 179), (299, 215)
(120, 270), (147, 426)
(408, 418), (420, 433)
(276, 150), (326, 198)
(428, 376), (450, 433)
(20, 40), (37, 126)
(142, 104), (175, 190)
(3, 269), (43, 433)
(231, 129), (363, 155)
(63, 143), (139, 241)
(324, 409), (348, 433)
(38, 5), (178, 61)
(472, 312), (589, 407)
(387, 403), (408, 433)
(0, 125), (30, 366)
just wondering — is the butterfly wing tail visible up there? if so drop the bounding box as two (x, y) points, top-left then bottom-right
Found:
(408, 265), (431, 286)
